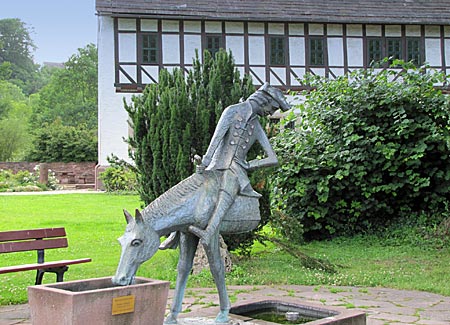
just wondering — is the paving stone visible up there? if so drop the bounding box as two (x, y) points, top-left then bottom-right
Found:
(2, 285), (450, 325)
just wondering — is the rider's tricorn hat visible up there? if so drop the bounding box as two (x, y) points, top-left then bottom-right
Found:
(259, 82), (291, 111)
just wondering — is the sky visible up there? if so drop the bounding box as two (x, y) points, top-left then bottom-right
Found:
(0, 0), (97, 65)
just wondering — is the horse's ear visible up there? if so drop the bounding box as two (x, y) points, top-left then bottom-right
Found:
(123, 209), (134, 224)
(135, 209), (144, 224)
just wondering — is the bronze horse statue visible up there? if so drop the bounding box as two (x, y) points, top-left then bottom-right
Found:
(113, 83), (290, 324)
(112, 169), (260, 324)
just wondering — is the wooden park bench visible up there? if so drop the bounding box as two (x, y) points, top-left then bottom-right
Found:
(0, 227), (91, 285)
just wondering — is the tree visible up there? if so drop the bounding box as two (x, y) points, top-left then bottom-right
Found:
(0, 80), (27, 118)
(26, 44), (98, 162)
(30, 44), (98, 129)
(270, 62), (450, 242)
(27, 119), (97, 162)
(125, 69), (191, 201)
(127, 50), (254, 204)
(0, 80), (32, 161)
(0, 18), (38, 94)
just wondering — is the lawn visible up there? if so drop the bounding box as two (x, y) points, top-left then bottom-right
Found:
(0, 193), (449, 305)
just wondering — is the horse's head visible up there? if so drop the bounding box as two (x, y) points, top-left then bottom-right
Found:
(112, 209), (160, 286)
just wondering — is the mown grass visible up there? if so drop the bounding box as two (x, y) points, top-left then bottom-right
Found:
(0, 193), (449, 306)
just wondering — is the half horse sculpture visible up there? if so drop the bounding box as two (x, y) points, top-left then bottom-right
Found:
(113, 83), (290, 324)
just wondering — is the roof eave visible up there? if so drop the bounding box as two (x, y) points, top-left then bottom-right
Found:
(96, 8), (449, 25)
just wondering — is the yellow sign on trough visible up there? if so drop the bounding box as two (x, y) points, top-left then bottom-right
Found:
(112, 295), (135, 315)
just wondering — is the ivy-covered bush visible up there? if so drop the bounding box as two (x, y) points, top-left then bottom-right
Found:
(271, 62), (450, 241)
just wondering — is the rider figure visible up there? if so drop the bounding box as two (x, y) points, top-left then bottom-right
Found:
(188, 83), (291, 245)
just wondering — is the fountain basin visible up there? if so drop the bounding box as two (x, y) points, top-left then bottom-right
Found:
(230, 299), (366, 325)
(28, 276), (169, 325)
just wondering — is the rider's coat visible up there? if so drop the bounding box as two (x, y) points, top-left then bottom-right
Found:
(202, 101), (277, 198)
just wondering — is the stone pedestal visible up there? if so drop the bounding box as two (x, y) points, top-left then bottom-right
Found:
(28, 277), (169, 325)
(38, 163), (48, 185)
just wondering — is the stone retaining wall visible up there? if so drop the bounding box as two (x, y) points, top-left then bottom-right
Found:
(0, 162), (96, 185)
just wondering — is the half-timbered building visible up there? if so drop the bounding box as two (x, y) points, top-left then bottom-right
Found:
(95, 0), (450, 183)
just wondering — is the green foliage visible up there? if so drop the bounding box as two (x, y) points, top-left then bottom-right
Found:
(0, 80), (32, 161)
(27, 119), (97, 162)
(0, 18), (38, 95)
(30, 44), (98, 130)
(0, 19), (98, 163)
(25, 45), (98, 162)
(126, 68), (192, 203)
(99, 157), (138, 193)
(0, 166), (59, 192)
(0, 80), (27, 118)
(271, 62), (450, 241)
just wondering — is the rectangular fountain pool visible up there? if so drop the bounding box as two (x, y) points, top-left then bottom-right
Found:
(230, 299), (366, 325)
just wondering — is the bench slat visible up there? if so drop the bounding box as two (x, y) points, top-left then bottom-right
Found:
(0, 258), (92, 274)
(0, 228), (66, 242)
(0, 238), (68, 254)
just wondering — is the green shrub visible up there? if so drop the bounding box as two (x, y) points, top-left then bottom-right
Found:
(27, 119), (97, 162)
(99, 157), (137, 193)
(271, 62), (450, 241)
(0, 166), (59, 192)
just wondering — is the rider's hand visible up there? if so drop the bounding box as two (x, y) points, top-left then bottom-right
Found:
(196, 164), (206, 174)
(234, 158), (250, 170)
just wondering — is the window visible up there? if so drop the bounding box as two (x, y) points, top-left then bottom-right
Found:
(142, 34), (158, 64)
(365, 37), (423, 67)
(407, 38), (422, 65)
(269, 36), (286, 65)
(387, 38), (402, 61)
(206, 35), (222, 58)
(309, 38), (325, 66)
(368, 38), (383, 64)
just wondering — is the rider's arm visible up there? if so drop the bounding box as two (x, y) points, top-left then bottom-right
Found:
(247, 124), (278, 171)
(202, 108), (232, 166)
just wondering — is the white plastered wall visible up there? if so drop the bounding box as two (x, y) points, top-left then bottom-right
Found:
(97, 15), (133, 167)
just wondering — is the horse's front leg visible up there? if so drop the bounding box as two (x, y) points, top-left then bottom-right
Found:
(203, 232), (230, 324)
(165, 232), (199, 324)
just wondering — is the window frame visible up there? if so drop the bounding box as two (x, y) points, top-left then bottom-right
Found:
(141, 33), (159, 64)
(269, 36), (286, 66)
(406, 37), (422, 66)
(205, 34), (223, 58)
(367, 37), (383, 65)
(386, 37), (403, 62)
(365, 36), (424, 66)
(309, 37), (325, 67)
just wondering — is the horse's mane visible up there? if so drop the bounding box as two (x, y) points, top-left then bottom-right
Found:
(141, 173), (204, 220)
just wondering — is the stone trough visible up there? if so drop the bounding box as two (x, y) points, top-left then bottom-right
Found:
(27, 276), (169, 325)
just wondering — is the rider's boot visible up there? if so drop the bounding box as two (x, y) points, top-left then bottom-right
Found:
(189, 190), (234, 245)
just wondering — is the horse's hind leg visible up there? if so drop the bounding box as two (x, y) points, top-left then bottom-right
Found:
(165, 232), (199, 324)
(203, 233), (230, 324)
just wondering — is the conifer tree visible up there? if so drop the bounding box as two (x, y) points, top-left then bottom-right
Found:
(126, 50), (254, 205)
